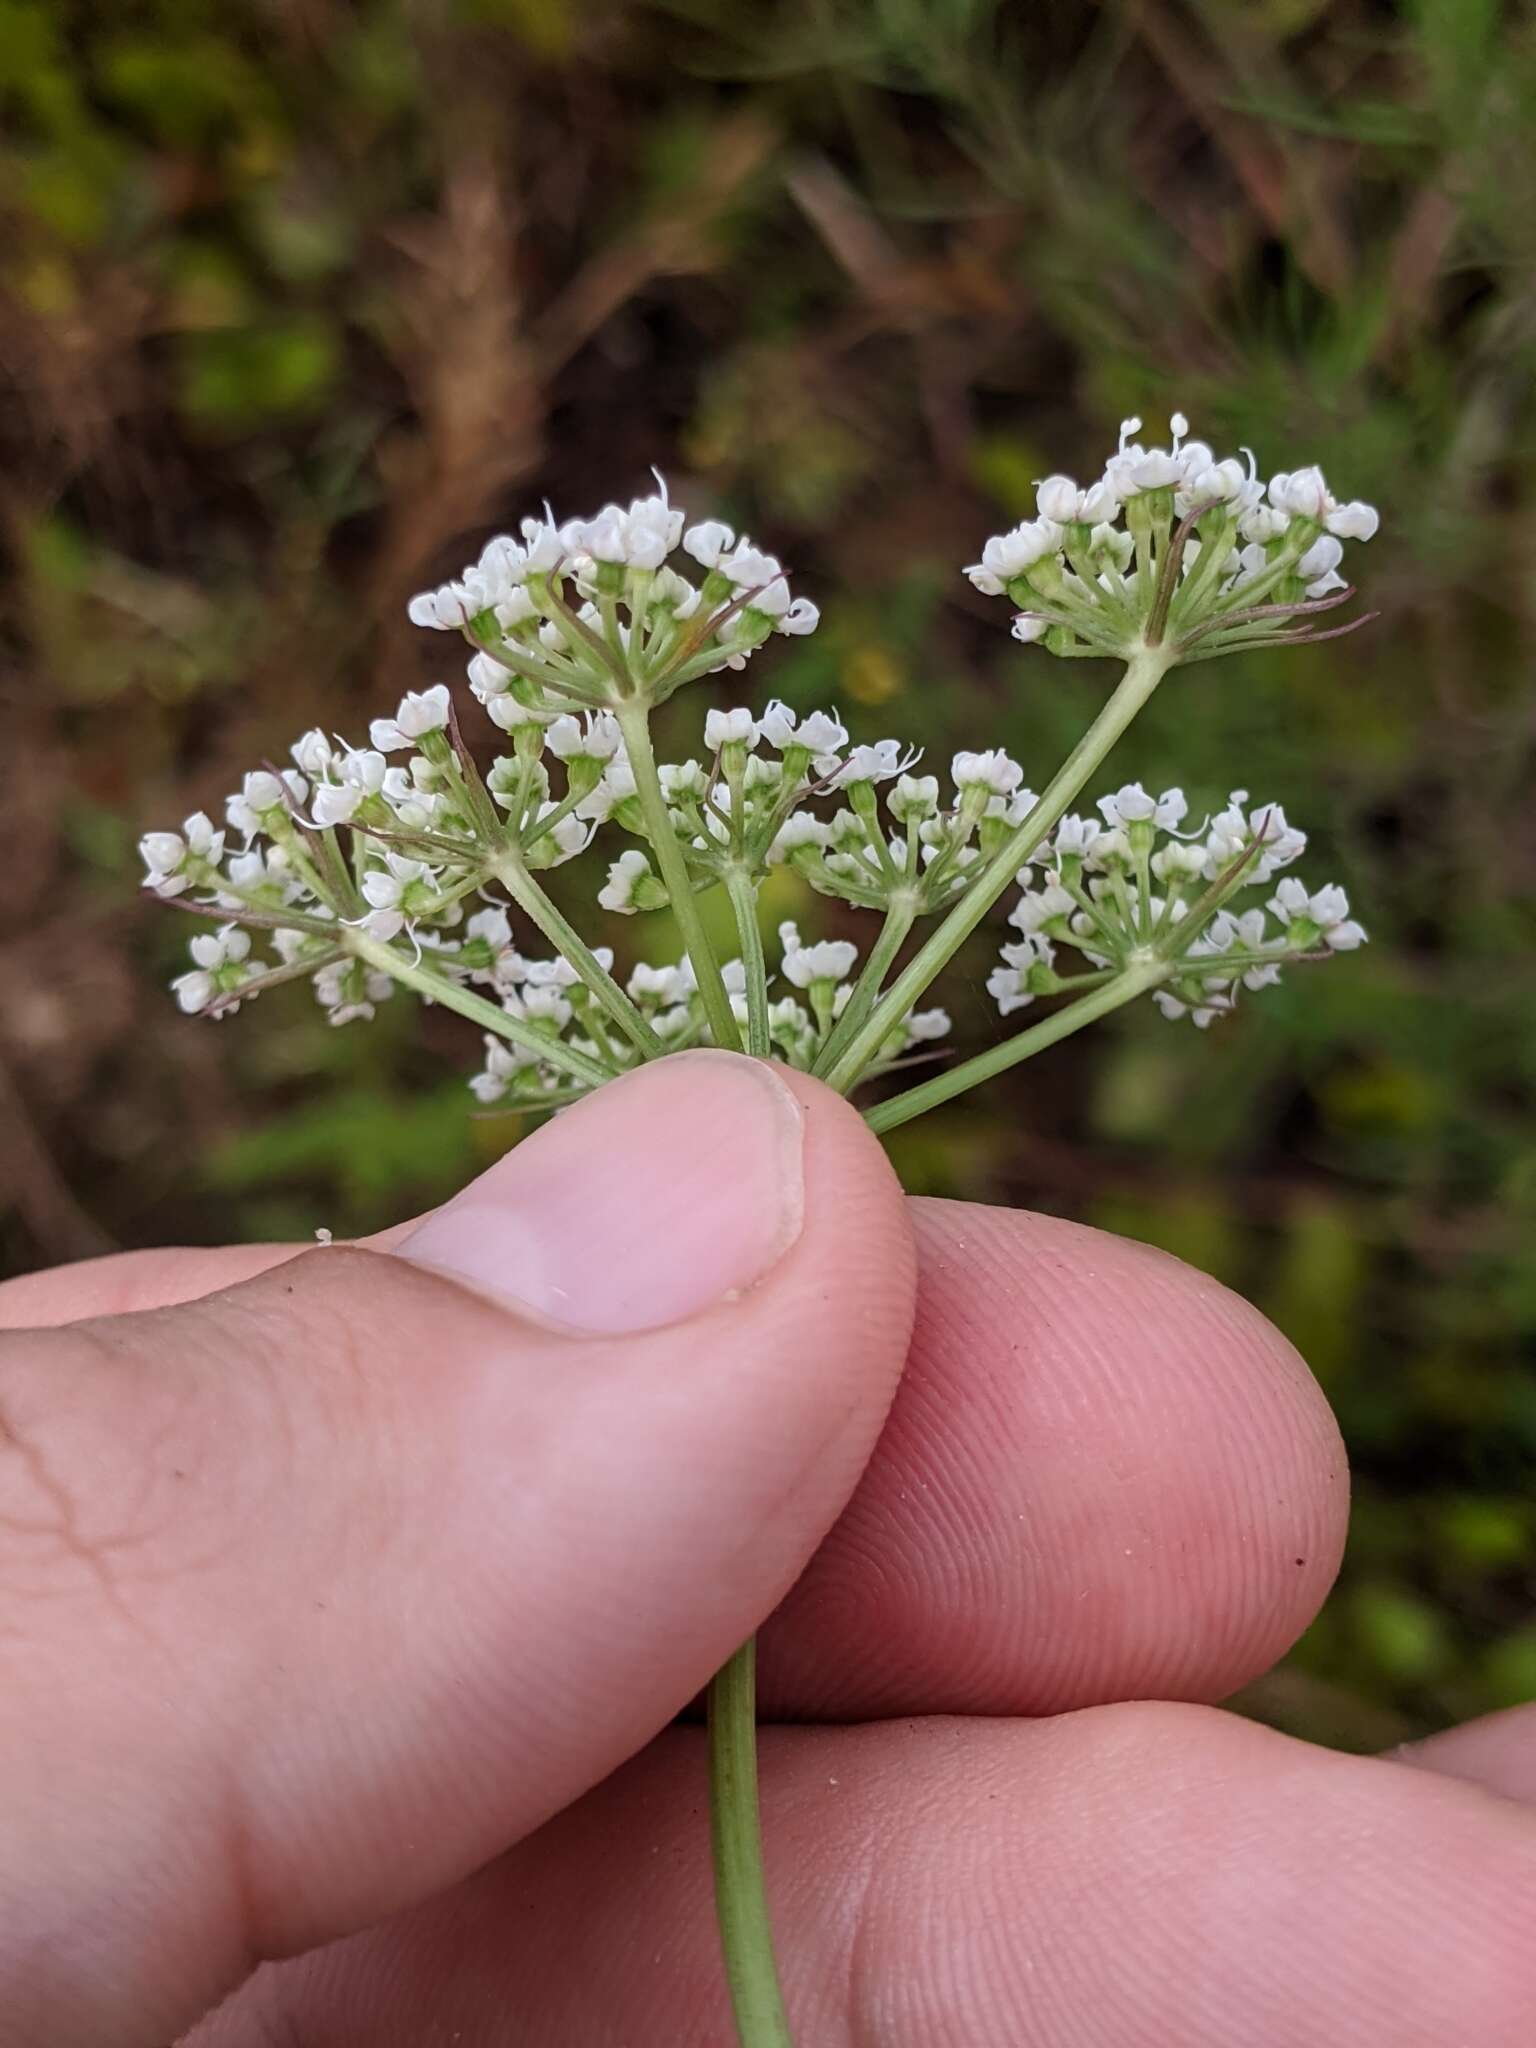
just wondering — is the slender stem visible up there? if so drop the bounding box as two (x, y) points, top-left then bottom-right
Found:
(811, 897), (916, 1078)
(822, 646), (1174, 1092)
(496, 857), (663, 1056)
(1201, 530), (1310, 623)
(269, 826), (345, 918)
(349, 932), (612, 1088)
(864, 963), (1164, 1134)
(150, 888), (338, 936)
(618, 705), (742, 1051)
(725, 867), (770, 1057)
(709, 1639), (794, 2048)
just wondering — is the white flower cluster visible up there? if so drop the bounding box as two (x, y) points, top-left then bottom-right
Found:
(140, 678), (961, 1090)
(143, 438), (1376, 1125)
(465, 919), (949, 1109)
(988, 782), (1365, 1027)
(967, 414), (1378, 660)
(577, 702), (1036, 918)
(406, 477), (818, 716)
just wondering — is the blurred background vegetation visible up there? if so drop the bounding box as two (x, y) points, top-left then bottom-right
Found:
(3, 0), (1534, 1743)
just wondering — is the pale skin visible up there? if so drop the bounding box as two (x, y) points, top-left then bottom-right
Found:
(1, 1058), (1533, 2045)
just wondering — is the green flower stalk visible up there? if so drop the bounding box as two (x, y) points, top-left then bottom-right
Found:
(142, 417), (1378, 2046)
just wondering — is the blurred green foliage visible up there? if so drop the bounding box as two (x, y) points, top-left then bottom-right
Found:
(2, 0), (1534, 1741)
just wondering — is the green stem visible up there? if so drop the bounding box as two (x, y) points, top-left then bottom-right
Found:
(812, 897), (916, 1078)
(864, 963), (1163, 1134)
(618, 705), (742, 1052)
(822, 645), (1174, 1092)
(725, 866), (770, 1057)
(709, 1639), (794, 2048)
(349, 932), (612, 1088)
(496, 857), (663, 1057)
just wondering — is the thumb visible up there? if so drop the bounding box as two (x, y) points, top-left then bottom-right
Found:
(0, 1052), (915, 2046)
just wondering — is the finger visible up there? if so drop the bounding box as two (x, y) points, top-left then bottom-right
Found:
(1392, 1705), (1536, 1805)
(0, 1243), (302, 1326)
(760, 1196), (1347, 1716)
(188, 1705), (1536, 2046)
(1, 1198), (1347, 1721)
(0, 1054), (916, 2046)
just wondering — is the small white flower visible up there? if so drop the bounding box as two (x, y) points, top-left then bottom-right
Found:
(1051, 813), (1101, 860)
(683, 519), (735, 569)
(1267, 467), (1334, 521)
(1204, 791), (1306, 883)
(407, 582), (479, 630)
(576, 753), (638, 822)
(1010, 615), (1048, 644)
(546, 713), (613, 762)
(889, 773), (941, 822)
(1105, 434), (1184, 497)
(1239, 503), (1291, 546)
(1326, 500), (1378, 542)
(470, 1030), (543, 1102)
(313, 958), (394, 1027)
(1035, 474), (1119, 525)
(226, 769), (307, 837)
(776, 598), (820, 636)
(653, 566), (702, 619)
(1182, 456), (1253, 508)
(312, 749), (387, 828)
(140, 812), (224, 896)
(1035, 475), (1084, 523)
(486, 692), (550, 732)
(826, 739), (921, 787)
(965, 518), (1063, 594)
(705, 706), (758, 749)
(1296, 533), (1348, 597)
(1087, 827), (1132, 870)
(985, 787), (1037, 830)
(987, 933), (1055, 1016)
(1268, 877), (1367, 950)
(467, 651), (514, 699)
(528, 805), (589, 861)
(659, 759), (710, 801)
(757, 698), (799, 748)
(370, 685), (452, 752)
(1153, 989), (1228, 1029)
(515, 978), (573, 1025)
(290, 729), (336, 778)
(598, 847), (657, 913)
(952, 748), (1024, 796)
(1152, 838), (1208, 889)
(1008, 884), (1074, 936)
(622, 480), (685, 569)
(493, 585), (539, 632)
(172, 925), (252, 1014)
(779, 920), (858, 988)
(222, 847), (296, 906)
(985, 964), (1031, 1016)
(628, 960), (693, 1005)
(770, 812), (831, 860)
(518, 515), (564, 574)
(464, 906), (513, 952)
(719, 542), (785, 598)
(903, 1007), (951, 1042)
(1206, 907), (1284, 990)
(359, 853), (436, 941)
(796, 710), (849, 755)
(1097, 783), (1187, 832)
(380, 764), (442, 830)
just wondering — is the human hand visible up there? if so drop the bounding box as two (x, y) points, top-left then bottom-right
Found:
(2, 1052), (1532, 2045)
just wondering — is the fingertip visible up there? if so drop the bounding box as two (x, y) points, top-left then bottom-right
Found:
(762, 1200), (1348, 1717)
